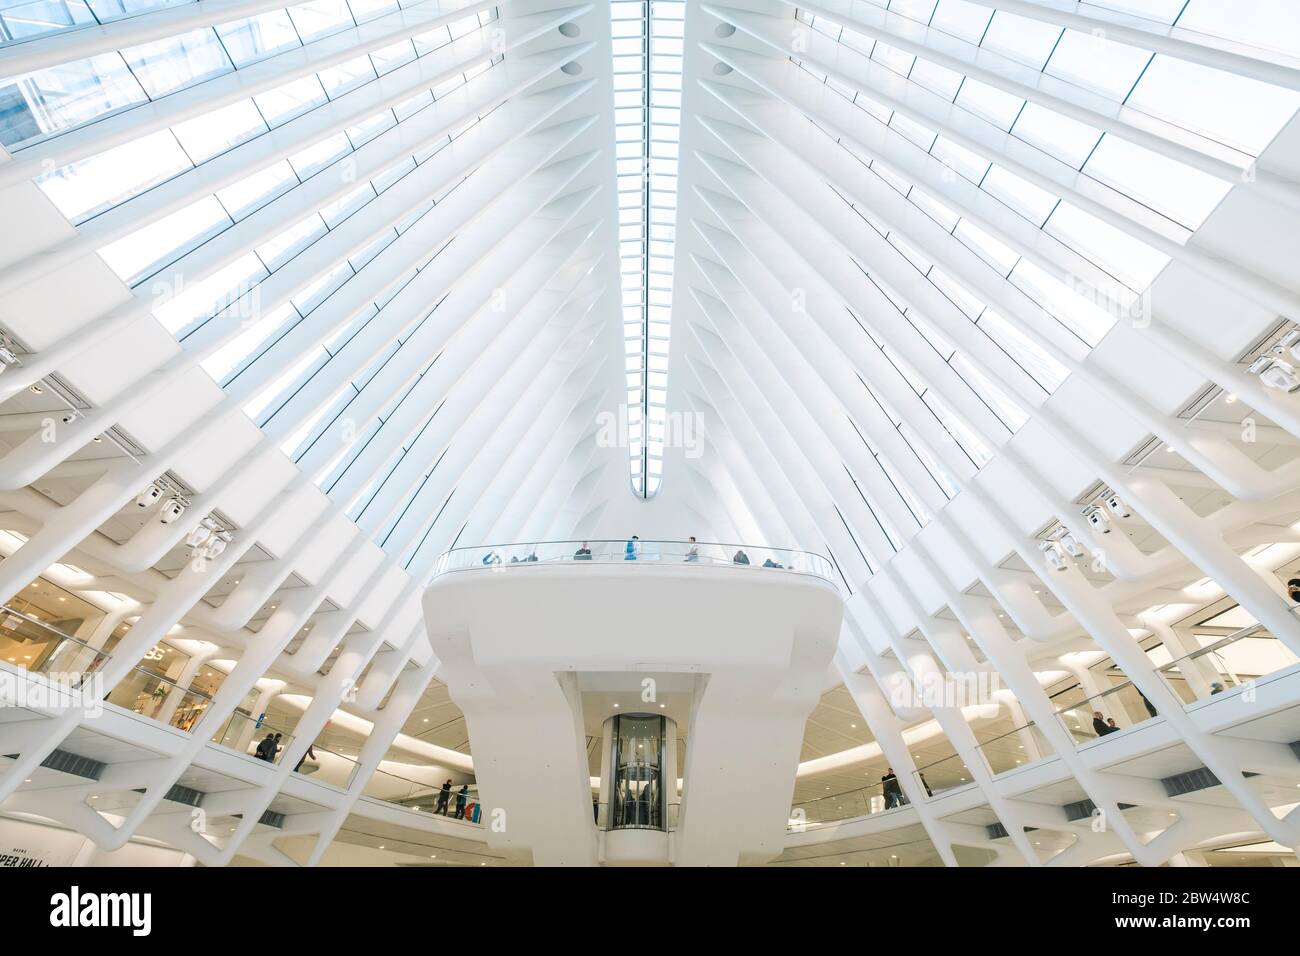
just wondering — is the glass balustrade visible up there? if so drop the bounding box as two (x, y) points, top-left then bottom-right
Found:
(107, 666), (212, 732)
(211, 710), (295, 764)
(790, 782), (890, 828)
(1156, 622), (1300, 705)
(974, 721), (1054, 775)
(433, 539), (838, 584)
(1, 604), (109, 676)
(1053, 679), (1159, 744)
(363, 770), (483, 823)
(289, 743), (361, 788)
(913, 754), (975, 797)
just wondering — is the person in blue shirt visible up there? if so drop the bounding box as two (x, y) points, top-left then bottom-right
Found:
(625, 535), (639, 560)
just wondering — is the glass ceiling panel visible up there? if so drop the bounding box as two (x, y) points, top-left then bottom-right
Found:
(6, 2), (509, 568)
(614, 0), (683, 499)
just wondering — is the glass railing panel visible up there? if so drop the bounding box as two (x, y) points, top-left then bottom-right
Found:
(110, 668), (214, 732)
(433, 540), (838, 584)
(1156, 624), (1300, 705)
(290, 743), (360, 788)
(974, 721), (1054, 775)
(1, 605), (108, 675)
(1054, 680), (1159, 744)
(363, 770), (482, 822)
(914, 754), (975, 797)
(211, 711), (294, 764)
(790, 782), (888, 828)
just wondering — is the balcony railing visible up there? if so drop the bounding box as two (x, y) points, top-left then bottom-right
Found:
(1156, 617), (1300, 705)
(973, 721), (1055, 775)
(1052, 679), (1159, 743)
(913, 753), (976, 797)
(432, 539), (838, 585)
(789, 781), (896, 828)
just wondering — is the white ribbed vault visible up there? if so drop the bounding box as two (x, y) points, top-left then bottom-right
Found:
(0, 0), (1299, 867)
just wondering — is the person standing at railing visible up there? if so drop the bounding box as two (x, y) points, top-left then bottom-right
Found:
(454, 784), (469, 819)
(685, 537), (699, 562)
(732, 549), (750, 565)
(1091, 712), (1110, 737)
(1288, 577), (1300, 603)
(435, 780), (452, 815)
(625, 536), (640, 560)
(256, 732), (283, 762)
(882, 768), (902, 809)
(256, 732), (277, 761)
(574, 543), (592, 560)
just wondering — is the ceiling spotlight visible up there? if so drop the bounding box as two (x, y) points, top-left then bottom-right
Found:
(1249, 355), (1300, 392)
(1056, 532), (1085, 558)
(159, 497), (186, 524)
(136, 483), (164, 508)
(1040, 541), (1067, 573)
(203, 533), (231, 559)
(1084, 506), (1111, 534)
(0, 345), (17, 370)
(186, 525), (214, 549)
(1104, 494), (1131, 519)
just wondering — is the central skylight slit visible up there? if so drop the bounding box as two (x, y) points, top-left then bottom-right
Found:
(613, 0), (682, 498)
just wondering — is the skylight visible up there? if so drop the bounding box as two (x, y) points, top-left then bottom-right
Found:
(612, 0), (682, 498)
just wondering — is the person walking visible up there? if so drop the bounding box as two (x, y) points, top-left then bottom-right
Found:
(294, 739), (317, 772)
(625, 535), (639, 560)
(684, 536), (699, 562)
